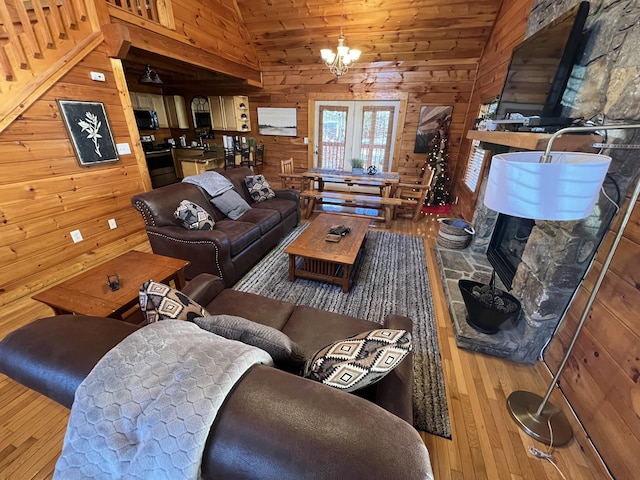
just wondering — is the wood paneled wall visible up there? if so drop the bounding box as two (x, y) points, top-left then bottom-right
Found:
(243, 61), (478, 186)
(450, 0), (533, 221)
(545, 195), (640, 479)
(0, 46), (148, 309)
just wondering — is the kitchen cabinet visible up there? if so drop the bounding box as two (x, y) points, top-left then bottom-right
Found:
(151, 95), (168, 128)
(208, 95), (250, 132)
(164, 95), (189, 129)
(130, 92), (154, 110)
(130, 92), (169, 128)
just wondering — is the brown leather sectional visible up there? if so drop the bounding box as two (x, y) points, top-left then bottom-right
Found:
(131, 167), (300, 286)
(0, 274), (434, 479)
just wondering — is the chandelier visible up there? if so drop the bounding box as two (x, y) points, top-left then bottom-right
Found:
(320, 1), (361, 78)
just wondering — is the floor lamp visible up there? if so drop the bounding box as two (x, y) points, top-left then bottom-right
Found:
(483, 123), (640, 446)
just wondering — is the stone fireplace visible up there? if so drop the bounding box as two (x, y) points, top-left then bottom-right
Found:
(436, 170), (620, 363)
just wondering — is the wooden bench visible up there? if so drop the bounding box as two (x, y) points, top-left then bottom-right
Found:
(300, 190), (403, 228)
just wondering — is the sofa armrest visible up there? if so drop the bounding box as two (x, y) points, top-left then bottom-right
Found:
(145, 226), (235, 283)
(272, 188), (300, 203)
(204, 365), (433, 479)
(181, 274), (226, 306)
(375, 314), (415, 423)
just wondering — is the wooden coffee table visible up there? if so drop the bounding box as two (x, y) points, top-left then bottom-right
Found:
(284, 214), (369, 293)
(32, 250), (189, 319)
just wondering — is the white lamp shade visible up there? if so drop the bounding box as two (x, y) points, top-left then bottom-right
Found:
(483, 151), (612, 220)
(349, 49), (361, 61)
(321, 49), (335, 62)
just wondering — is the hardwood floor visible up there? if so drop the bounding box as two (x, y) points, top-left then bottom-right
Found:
(0, 215), (608, 479)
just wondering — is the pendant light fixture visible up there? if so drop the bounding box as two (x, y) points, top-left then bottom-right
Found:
(320, 0), (361, 79)
(140, 65), (162, 84)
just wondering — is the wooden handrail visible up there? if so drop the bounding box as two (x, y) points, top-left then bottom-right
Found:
(104, 0), (170, 27)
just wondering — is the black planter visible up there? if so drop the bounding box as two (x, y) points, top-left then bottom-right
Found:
(458, 279), (521, 334)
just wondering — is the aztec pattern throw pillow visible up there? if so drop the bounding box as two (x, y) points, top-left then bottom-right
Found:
(174, 199), (215, 230)
(139, 280), (209, 324)
(302, 329), (412, 393)
(244, 174), (276, 203)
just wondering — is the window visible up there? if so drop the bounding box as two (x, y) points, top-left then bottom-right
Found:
(463, 140), (487, 192)
(314, 101), (400, 171)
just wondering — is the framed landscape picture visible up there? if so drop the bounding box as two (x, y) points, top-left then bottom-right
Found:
(257, 107), (297, 136)
(58, 100), (119, 166)
(414, 105), (453, 153)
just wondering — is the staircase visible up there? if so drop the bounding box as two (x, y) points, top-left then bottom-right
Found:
(0, 0), (102, 132)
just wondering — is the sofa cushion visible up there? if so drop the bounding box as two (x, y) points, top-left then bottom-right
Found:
(210, 190), (252, 220)
(302, 329), (412, 393)
(203, 289), (296, 331)
(252, 197), (298, 220)
(139, 280), (208, 324)
(212, 220), (262, 255)
(244, 174), (276, 203)
(174, 199), (215, 230)
(235, 207), (281, 235)
(193, 314), (305, 373)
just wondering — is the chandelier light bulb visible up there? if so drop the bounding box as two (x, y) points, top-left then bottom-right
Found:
(321, 34), (360, 79)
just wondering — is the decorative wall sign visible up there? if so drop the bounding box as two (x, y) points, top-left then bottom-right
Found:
(58, 100), (119, 166)
(257, 107), (297, 136)
(414, 105), (453, 153)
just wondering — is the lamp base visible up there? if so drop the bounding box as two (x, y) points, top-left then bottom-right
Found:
(507, 391), (572, 446)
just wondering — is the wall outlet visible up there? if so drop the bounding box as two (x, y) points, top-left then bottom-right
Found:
(108, 218), (117, 229)
(70, 229), (83, 243)
(90, 71), (105, 82)
(303, 137), (309, 144)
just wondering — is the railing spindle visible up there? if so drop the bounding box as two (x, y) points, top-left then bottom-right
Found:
(15, 0), (43, 58)
(0, 0), (29, 68)
(29, 0), (55, 48)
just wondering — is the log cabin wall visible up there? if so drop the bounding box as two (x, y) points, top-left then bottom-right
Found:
(0, 46), (148, 310)
(241, 62), (475, 186)
(450, 0), (533, 221)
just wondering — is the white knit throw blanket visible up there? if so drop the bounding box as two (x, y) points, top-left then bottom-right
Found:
(54, 320), (273, 480)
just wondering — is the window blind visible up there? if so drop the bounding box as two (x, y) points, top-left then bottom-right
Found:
(463, 139), (486, 192)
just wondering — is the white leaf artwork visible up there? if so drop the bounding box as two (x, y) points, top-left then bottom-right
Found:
(77, 112), (103, 157)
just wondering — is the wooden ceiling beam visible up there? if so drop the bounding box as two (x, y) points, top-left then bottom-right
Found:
(117, 21), (262, 86)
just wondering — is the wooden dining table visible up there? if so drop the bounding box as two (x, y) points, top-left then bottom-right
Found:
(300, 168), (402, 227)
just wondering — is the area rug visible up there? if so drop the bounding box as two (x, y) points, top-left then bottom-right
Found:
(234, 223), (452, 438)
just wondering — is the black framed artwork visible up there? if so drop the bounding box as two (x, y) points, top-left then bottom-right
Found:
(413, 105), (453, 153)
(58, 100), (119, 166)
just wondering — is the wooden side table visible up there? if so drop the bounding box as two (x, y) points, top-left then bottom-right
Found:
(32, 251), (189, 320)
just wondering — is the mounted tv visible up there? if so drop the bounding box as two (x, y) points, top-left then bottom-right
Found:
(496, 1), (590, 122)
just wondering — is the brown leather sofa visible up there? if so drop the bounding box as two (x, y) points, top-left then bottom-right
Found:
(0, 274), (434, 479)
(131, 167), (300, 286)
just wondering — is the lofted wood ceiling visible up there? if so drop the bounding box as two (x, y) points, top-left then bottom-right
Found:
(123, 0), (504, 89)
(236, 0), (503, 67)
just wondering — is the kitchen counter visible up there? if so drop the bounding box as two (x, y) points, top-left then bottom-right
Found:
(174, 145), (224, 177)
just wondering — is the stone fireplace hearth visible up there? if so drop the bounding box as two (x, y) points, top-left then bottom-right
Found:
(436, 177), (618, 364)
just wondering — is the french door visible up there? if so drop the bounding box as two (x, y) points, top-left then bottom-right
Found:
(314, 100), (400, 172)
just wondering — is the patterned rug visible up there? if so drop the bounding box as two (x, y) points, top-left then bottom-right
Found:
(234, 223), (452, 438)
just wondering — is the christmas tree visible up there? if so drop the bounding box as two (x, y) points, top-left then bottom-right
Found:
(422, 115), (452, 207)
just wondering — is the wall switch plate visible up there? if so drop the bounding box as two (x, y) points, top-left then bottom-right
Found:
(90, 71), (105, 82)
(304, 137), (309, 144)
(116, 143), (131, 154)
(70, 229), (83, 243)
(108, 218), (117, 229)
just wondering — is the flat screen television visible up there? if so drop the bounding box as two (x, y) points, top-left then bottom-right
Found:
(496, 1), (590, 122)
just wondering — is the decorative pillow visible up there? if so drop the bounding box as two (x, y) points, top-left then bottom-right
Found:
(174, 199), (215, 230)
(244, 174), (276, 203)
(302, 329), (412, 393)
(193, 314), (306, 373)
(139, 280), (209, 324)
(210, 190), (252, 220)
